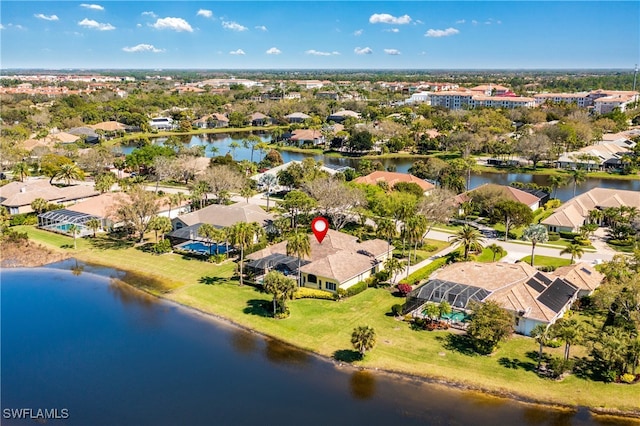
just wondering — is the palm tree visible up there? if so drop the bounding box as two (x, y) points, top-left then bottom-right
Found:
(263, 270), (297, 316)
(588, 209), (603, 225)
(438, 301), (452, 319)
(486, 243), (506, 261)
(565, 169), (587, 198)
(351, 325), (377, 357)
(449, 225), (485, 260)
(198, 223), (217, 255)
(384, 257), (405, 285)
(68, 224), (79, 249)
(86, 218), (101, 238)
(552, 318), (583, 361)
(531, 323), (553, 370)
(424, 303), (440, 321)
(258, 173), (278, 212)
(546, 175), (566, 199)
(286, 231), (311, 286)
(403, 215), (428, 277)
(30, 197), (48, 215)
(521, 224), (549, 267)
(229, 140), (241, 160)
(55, 163), (85, 185)
(560, 243), (585, 264)
(227, 222), (260, 286)
(376, 218), (397, 257)
(166, 192), (185, 218)
(240, 186), (257, 204)
(12, 162), (30, 182)
(243, 135), (262, 163)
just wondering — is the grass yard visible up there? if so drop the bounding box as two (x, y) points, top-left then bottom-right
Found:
(394, 239), (451, 263)
(519, 255), (572, 268)
(474, 246), (508, 262)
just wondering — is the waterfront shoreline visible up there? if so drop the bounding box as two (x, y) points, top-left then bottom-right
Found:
(4, 248), (638, 420)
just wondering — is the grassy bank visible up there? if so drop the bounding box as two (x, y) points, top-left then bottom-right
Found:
(9, 225), (640, 415)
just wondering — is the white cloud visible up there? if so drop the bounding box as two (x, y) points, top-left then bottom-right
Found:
(229, 49), (246, 55)
(0, 24), (5, 30)
(497, 20), (502, 24)
(384, 28), (400, 33)
(485, 21), (492, 25)
(80, 4), (104, 11)
(354, 47), (373, 55)
(369, 13), (411, 25)
(141, 11), (157, 18)
(415, 19), (424, 25)
(152, 17), (193, 32)
(123, 43), (164, 53)
(255, 25), (268, 31)
(136, 23), (142, 28)
(471, 20), (478, 25)
(266, 47), (281, 55)
(78, 18), (115, 31)
(197, 9), (213, 18)
(222, 21), (248, 31)
(34, 14), (59, 21)
(384, 49), (401, 55)
(353, 29), (363, 36)
(305, 50), (331, 56)
(332, 51), (341, 55)
(425, 27), (459, 37)
(456, 19), (466, 24)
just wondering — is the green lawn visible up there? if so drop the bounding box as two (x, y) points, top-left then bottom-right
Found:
(12, 225), (640, 412)
(519, 255), (572, 268)
(394, 239), (450, 263)
(474, 246), (507, 262)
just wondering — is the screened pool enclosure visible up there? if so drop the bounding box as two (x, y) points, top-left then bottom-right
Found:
(38, 209), (104, 237)
(404, 279), (492, 314)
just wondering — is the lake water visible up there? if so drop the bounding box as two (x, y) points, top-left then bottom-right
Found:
(118, 133), (640, 202)
(2, 262), (636, 425)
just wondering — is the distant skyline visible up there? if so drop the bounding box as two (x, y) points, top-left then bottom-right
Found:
(1, 1), (638, 70)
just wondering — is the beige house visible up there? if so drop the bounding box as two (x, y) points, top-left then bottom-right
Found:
(0, 179), (99, 214)
(246, 230), (391, 293)
(542, 188), (640, 233)
(454, 183), (543, 211)
(354, 171), (435, 195)
(406, 261), (598, 336)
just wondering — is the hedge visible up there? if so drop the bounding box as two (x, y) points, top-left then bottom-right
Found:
(559, 231), (579, 240)
(548, 232), (560, 241)
(293, 287), (337, 301)
(337, 280), (368, 298)
(398, 257), (448, 286)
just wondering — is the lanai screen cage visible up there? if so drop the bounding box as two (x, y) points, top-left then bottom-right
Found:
(38, 209), (103, 237)
(404, 279), (492, 314)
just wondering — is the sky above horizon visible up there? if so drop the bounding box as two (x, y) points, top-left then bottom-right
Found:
(1, 1), (638, 70)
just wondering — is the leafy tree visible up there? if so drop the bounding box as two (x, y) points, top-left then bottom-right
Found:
(286, 231), (311, 286)
(263, 270), (297, 317)
(41, 154), (74, 184)
(560, 243), (585, 264)
(348, 130), (374, 152)
(0, 206), (10, 235)
(280, 190), (316, 229)
(125, 145), (175, 174)
(30, 198), (48, 215)
(521, 224), (549, 266)
(417, 188), (456, 238)
(491, 200), (534, 241)
(467, 301), (514, 354)
(516, 133), (554, 169)
(85, 218), (101, 238)
(305, 178), (366, 230)
(94, 172), (116, 193)
(449, 225), (485, 260)
(114, 187), (160, 243)
(351, 325), (377, 357)
(12, 162), (30, 182)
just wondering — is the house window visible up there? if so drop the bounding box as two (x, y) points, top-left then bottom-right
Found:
(326, 282), (336, 291)
(307, 274), (317, 284)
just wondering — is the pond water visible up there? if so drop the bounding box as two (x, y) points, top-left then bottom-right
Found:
(117, 133), (640, 202)
(2, 261), (636, 425)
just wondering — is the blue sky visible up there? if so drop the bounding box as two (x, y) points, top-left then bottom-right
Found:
(1, 1), (638, 69)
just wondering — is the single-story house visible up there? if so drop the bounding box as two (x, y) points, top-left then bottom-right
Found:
(0, 179), (99, 215)
(246, 229), (392, 292)
(405, 261), (588, 336)
(542, 187), (640, 233)
(552, 263), (604, 298)
(250, 160), (338, 190)
(354, 171), (435, 195)
(193, 113), (229, 129)
(289, 129), (325, 146)
(149, 117), (175, 131)
(555, 142), (633, 171)
(168, 202), (274, 244)
(248, 112), (273, 126)
(90, 121), (127, 133)
(453, 183), (543, 211)
(68, 127), (100, 144)
(327, 110), (361, 123)
(284, 112), (310, 124)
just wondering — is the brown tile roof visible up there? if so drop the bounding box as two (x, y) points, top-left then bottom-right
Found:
(354, 171), (435, 193)
(58, 185), (99, 202)
(290, 129), (323, 141)
(456, 184), (541, 207)
(0, 180), (65, 208)
(299, 252), (379, 282)
(90, 121), (126, 132)
(66, 192), (126, 219)
(176, 202), (274, 228)
(552, 263), (604, 293)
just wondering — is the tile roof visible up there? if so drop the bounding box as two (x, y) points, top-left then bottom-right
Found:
(552, 263), (604, 293)
(354, 171), (435, 193)
(90, 121), (127, 132)
(176, 202), (274, 228)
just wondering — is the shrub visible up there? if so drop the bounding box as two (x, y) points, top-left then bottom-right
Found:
(3, 229), (29, 242)
(548, 356), (574, 379)
(544, 339), (562, 348)
(293, 287), (337, 301)
(421, 244), (438, 252)
(391, 304), (404, 316)
(559, 231), (578, 240)
(403, 314), (413, 322)
(396, 283), (412, 296)
(151, 239), (172, 254)
(574, 237), (591, 246)
(208, 253), (226, 264)
(548, 232), (560, 241)
(537, 265), (557, 272)
(337, 280), (368, 298)
(545, 199), (561, 209)
(620, 373), (636, 384)
(403, 257), (447, 285)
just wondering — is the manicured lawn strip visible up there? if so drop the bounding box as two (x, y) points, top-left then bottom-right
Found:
(519, 255), (572, 268)
(474, 246), (507, 262)
(168, 284), (640, 411)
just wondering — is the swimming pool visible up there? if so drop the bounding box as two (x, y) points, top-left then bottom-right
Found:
(178, 241), (229, 255)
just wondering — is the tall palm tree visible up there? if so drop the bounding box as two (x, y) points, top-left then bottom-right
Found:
(560, 243), (585, 264)
(12, 162), (30, 182)
(531, 323), (553, 370)
(351, 325), (377, 357)
(376, 218), (397, 257)
(68, 224), (79, 249)
(86, 218), (101, 238)
(259, 173), (278, 212)
(240, 186), (257, 203)
(588, 209), (603, 225)
(229, 141), (241, 160)
(55, 163), (85, 186)
(166, 192), (186, 218)
(198, 223), (217, 255)
(486, 243), (506, 261)
(566, 169), (587, 198)
(547, 174), (566, 199)
(227, 222), (260, 286)
(384, 257), (405, 285)
(521, 224), (549, 267)
(449, 225), (485, 260)
(30, 197), (48, 215)
(286, 231), (311, 286)
(552, 318), (584, 361)
(403, 215), (428, 276)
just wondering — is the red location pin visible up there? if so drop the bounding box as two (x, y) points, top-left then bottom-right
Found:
(311, 217), (329, 244)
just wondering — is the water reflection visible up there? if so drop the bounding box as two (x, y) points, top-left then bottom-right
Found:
(108, 278), (157, 309)
(229, 328), (259, 356)
(70, 259), (84, 276)
(264, 338), (310, 367)
(349, 370), (376, 400)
